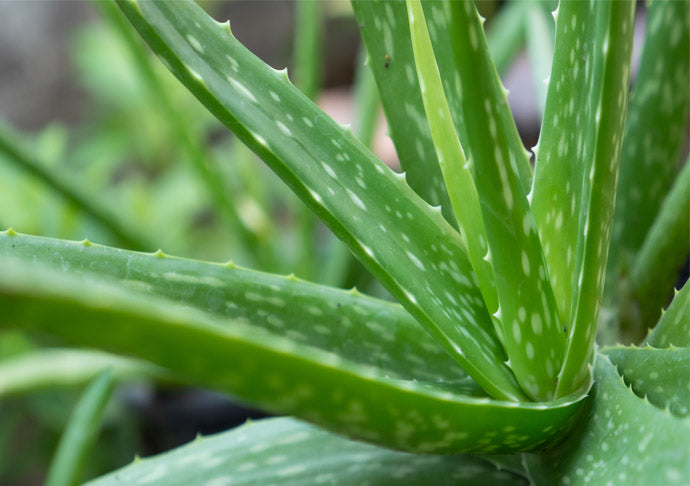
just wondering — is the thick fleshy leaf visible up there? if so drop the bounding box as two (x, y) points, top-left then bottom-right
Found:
(445, 0), (563, 401)
(525, 354), (690, 485)
(45, 371), (115, 486)
(645, 282), (689, 349)
(552, 1), (636, 397)
(406, 0), (497, 334)
(115, 0), (524, 400)
(530, 1), (598, 324)
(609, 0), (690, 284)
(0, 348), (164, 398)
(631, 158), (690, 328)
(603, 345), (690, 418)
(87, 417), (528, 485)
(0, 258), (586, 454)
(350, 0), (454, 220)
(0, 230), (469, 387)
(95, 0), (260, 254)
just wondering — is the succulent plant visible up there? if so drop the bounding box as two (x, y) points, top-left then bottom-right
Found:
(0, 0), (688, 484)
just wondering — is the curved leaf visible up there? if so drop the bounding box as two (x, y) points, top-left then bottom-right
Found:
(0, 258), (586, 454)
(350, 0), (454, 220)
(0, 348), (164, 398)
(86, 417), (528, 485)
(0, 230), (470, 387)
(603, 345), (690, 418)
(631, 158), (690, 328)
(609, 0), (690, 284)
(445, 0), (563, 401)
(114, 0), (524, 400)
(525, 354), (690, 485)
(645, 282), (690, 348)
(45, 370), (115, 486)
(553, 0), (636, 397)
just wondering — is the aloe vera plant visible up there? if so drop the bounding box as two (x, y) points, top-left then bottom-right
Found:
(0, 0), (688, 484)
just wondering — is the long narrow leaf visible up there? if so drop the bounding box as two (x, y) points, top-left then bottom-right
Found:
(0, 258), (586, 454)
(631, 158), (690, 328)
(445, 0), (563, 401)
(555, 0), (636, 397)
(87, 417), (528, 485)
(608, 0), (690, 283)
(0, 348), (164, 398)
(406, 0), (498, 336)
(0, 230), (468, 387)
(530, 1), (599, 324)
(350, 0), (454, 221)
(115, 0), (524, 400)
(94, 0), (262, 257)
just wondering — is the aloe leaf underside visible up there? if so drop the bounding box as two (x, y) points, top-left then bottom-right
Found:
(86, 417), (528, 486)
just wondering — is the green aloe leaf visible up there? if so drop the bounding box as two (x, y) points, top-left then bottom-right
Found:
(530, 1), (598, 324)
(525, 353), (690, 485)
(350, 0), (453, 220)
(444, 0), (563, 401)
(86, 417), (528, 485)
(609, 0), (690, 283)
(548, 0), (636, 397)
(114, 0), (525, 400)
(0, 230), (469, 386)
(0, 348), (164, 398)
(603, 345), (690, 418)
(645, 282), (690, 349)
(45, 370), (115, 486)
(406, 0), (497, 334)
(631, 158), (690, 328)
(0, 257), (586, 454)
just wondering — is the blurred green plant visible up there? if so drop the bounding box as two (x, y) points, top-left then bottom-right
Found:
(0, 0), (688, 484)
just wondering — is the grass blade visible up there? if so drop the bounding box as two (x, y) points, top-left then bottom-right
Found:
(0, 121), (153, 251)
(115, 0), (524, 400)
(45, 370), (115, 486)
(0, 258), (585, 454)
